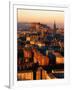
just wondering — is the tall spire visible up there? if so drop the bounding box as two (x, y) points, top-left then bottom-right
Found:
(53, 21), (56, 36)
(54, 21), (56, 30)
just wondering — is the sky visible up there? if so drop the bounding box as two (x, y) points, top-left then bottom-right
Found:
(17, 9), (64, 28)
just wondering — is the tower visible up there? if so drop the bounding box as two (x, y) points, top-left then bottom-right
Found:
(53, 21), (56, 36)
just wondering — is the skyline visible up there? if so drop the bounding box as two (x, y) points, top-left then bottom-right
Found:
(17, 9), (64, 28)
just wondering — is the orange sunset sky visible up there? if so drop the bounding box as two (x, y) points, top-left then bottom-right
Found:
(17, 9), (64, 28)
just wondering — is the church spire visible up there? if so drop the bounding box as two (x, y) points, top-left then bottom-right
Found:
(54, 21), (56, 30)
(53, 21), (56, 36)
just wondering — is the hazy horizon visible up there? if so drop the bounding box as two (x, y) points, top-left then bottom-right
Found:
(17, 9), (64, 28)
